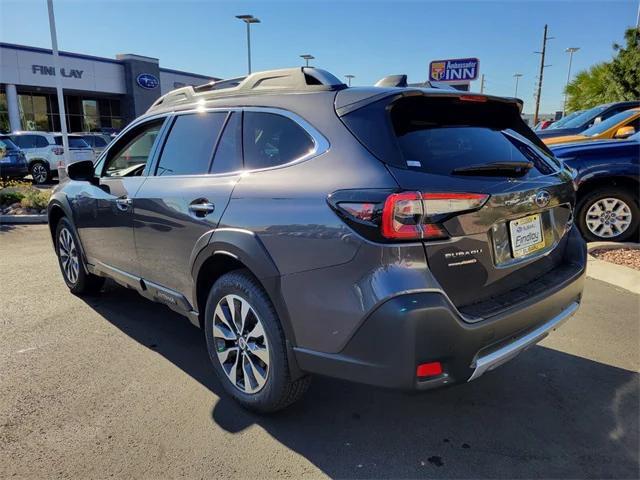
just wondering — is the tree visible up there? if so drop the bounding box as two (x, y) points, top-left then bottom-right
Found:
(565, 28), (640, 112)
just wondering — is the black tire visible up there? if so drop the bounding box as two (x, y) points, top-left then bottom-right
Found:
(204, 269), (310, 413)
(30, 161), (50, 185)
(577, 187), (640, 242)
(55, 218), (105, 295)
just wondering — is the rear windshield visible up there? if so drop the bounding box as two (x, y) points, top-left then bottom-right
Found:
(54, 136), (91, 149)
(395, 126), (556, 175)
(390, 96), (558, 175)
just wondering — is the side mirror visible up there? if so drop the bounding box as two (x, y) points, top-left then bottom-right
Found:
(67, 160), (95, 182)
(614, 126), (635, 139)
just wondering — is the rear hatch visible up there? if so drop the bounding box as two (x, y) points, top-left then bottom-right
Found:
(338, 91), (577, 319)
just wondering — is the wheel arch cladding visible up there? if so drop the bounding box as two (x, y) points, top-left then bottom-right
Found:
(578, 176), (639, 203)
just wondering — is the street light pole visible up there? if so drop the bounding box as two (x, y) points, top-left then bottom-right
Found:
(563, 47), (580, 115)
(236, 15), (260, 75)
(344, 74), (355, 86)
(513, 73), (523, 97)
(47, 0), (69, 177)
(300, 54), (315, 67)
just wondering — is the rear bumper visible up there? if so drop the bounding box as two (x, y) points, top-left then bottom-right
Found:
(294, 226), (586, 391)
(0, 164), (29, 177)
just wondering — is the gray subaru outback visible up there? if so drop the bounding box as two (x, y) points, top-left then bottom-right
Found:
(48, 68), (586, 412)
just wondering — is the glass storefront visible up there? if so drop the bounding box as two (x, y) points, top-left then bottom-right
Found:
(0, 92), (9, 133)
(9, 89), (124, 133)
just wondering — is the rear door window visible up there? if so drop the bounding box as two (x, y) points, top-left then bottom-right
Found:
(155, 112), (226, 176)
(54, 136), (91, 148)
(242, 112), (314, 170)
(211, 112), (242, 174)
(35, 136), (49, 148)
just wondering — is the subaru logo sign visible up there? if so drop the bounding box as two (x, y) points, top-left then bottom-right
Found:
(535, 190), (551, 208)
(136, 73), (159, 90)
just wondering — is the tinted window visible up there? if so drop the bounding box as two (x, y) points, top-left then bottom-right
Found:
(211, 113), (242, 174)
(35, 136), (49, 148)
(156, 112), (226, 176)
(54, 136), (91, 148)
(396, 127), (554, 176)
(103, 120), (163, 177)
(561, 105), (608, 129)
(93, 136), (108, 147)
(11, 135), (37, 149)
(243, 112), (314, 170)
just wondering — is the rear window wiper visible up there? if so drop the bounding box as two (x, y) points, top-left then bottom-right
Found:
(451, 161), (533, 176)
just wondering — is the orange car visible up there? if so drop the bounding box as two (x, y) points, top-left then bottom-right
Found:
(543, 108), (640, 146)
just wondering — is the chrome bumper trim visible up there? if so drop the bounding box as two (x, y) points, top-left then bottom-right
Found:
(467, 302), (580, 382)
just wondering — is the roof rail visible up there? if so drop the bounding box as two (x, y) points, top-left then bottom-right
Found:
(148, 67), (347, 112)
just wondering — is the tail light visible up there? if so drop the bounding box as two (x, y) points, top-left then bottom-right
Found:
(329, 190), (489, 242)
(52, 147), (64, 155)
(381, 192), (488, 240)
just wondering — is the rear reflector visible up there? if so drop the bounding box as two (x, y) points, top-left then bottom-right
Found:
(416, 362), (443, 378)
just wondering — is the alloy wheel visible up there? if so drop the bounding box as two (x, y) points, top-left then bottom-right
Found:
(585, 197), (632, 239)
(212, 294), (270, 394)
(31, 163), (48, 184)
(58, 228), (80, 284)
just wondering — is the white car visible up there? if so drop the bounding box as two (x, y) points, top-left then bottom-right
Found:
(9, 131), (95, 185)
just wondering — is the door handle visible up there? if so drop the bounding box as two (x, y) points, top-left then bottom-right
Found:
(115, 196), (132, 212)
(188, 201), (215, 217)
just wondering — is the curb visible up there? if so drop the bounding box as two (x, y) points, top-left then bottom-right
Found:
(586, 242), (640, 294)
(0, 215), (47, 224)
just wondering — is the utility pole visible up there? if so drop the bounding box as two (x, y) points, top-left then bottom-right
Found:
(513, 73), (523, 97)
(534, 24), (554, 125)
(480, 74), (486, 93)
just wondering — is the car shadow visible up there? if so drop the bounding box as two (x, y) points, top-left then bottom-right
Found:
(82, 282), (639, 479)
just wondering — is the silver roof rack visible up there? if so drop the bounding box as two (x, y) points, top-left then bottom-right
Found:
(149, 67), (347, 112)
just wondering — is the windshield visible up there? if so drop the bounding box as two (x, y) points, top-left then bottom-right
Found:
(560, 105), (608, 129)
(581, 109), (638, 137)
(0, 137), (20, 151)
(548, 110), (583, 129)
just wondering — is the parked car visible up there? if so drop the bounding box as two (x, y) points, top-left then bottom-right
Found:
(73, 132), (112, 156)
(534, 119), (555, 130)
(537, 101), (640, 139)
(551, 132), (639, 242)
(0, 136), (28, 179)
(47, 67), (586, 412)
(543, 108), (640, 146)
(8, 132), (95, 184)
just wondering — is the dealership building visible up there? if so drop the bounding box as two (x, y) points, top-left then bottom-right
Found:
(0, 42), (219, 133)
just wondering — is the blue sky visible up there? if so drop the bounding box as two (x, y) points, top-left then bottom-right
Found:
(1, 0), (637, 114)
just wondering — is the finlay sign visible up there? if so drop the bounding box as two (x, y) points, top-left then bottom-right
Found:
(429, 58), (479, 83)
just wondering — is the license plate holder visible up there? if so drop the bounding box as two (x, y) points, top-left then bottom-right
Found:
(509, 214), (545, 258)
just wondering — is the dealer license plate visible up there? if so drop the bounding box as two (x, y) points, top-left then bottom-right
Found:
(509, 214), (545, 258)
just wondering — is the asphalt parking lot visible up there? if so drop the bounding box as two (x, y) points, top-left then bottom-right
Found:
(1, 224), (639, 479)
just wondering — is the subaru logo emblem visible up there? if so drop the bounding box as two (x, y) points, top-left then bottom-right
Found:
(535, 190), (551, 208)
(136, 73), (159, 90)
